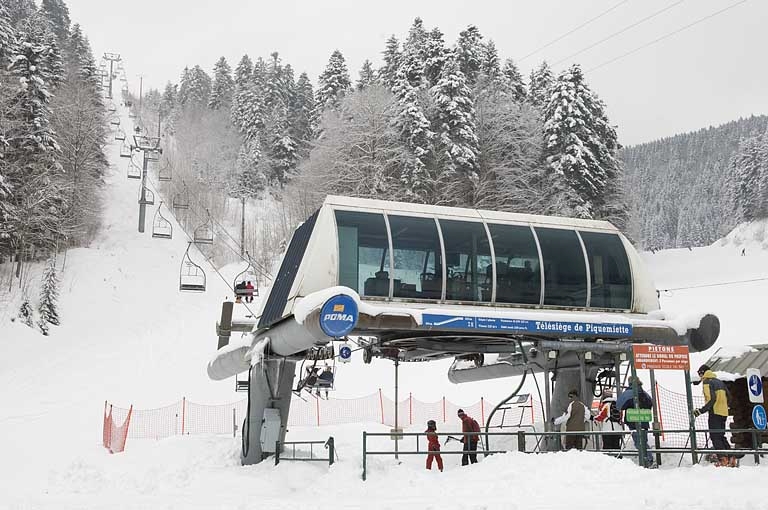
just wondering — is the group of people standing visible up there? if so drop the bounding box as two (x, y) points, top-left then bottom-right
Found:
(552, 364), (736, 468)
(424, 409), (481, 472)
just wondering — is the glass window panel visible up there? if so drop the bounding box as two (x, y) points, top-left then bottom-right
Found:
(535, 227), (587, 307)
(579, 231), (632, 309)
(488, 224), (541, 305)
(439, 219), (492, 302)
(335, 210), (390, 297)
(389, 215), (442, 300)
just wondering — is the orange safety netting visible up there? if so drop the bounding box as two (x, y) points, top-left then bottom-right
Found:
(102, 401), (133, 453)
(103, 383), (708, 452)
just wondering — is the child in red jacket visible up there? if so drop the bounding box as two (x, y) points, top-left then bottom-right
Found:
(426, 419), (443, 471)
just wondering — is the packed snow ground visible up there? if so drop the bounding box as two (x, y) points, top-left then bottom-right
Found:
(2, 100), (768, 508)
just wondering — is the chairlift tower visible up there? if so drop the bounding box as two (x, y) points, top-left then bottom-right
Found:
(132, 134), (162, 233)
(102, 52), (121, 100)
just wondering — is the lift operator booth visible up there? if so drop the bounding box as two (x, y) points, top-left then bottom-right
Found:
(207, 196), (720, 465)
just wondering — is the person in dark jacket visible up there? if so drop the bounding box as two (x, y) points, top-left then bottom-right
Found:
(457, 409), (480, 465)
(553, 389), (590, 450)
(618, 377), (655, 466)
(693, 364), (736, 467)
(425, 419), (443, 471)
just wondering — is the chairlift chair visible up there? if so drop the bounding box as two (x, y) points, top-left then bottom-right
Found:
(193, 210), (214, 245)
(152, 202), (173, 239)
(119, 142), (132, 158)
(146, 149), (161, 162)
(139, 185), (154, 206)
(295, 350), (337, 398)
(158, 161), (172, 182)
(107, 102), (117, 112)
(172, 184), (190, 210)
(127, 158), (141, 179)
(115, 128), (126, 141)
(110, 117), (120, 126)
(179, 243), (206, 292)
(233, 253), (260, 302)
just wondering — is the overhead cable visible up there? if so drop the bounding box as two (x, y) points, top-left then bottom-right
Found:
(587, 0), (748, 72)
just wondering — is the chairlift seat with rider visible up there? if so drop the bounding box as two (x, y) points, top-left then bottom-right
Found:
(295, 346), (337, 397)
(233, 253), (260, 301)
(152, 202), (173, 239)
(179, 243), (206, 292)
(193, 210), (214, 245)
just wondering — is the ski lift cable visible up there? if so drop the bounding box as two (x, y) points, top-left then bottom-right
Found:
(587, 0), (747, 72)
(142, 175), (262, 315)
(552, 0), (686, 66)
(518, 0), (631, 61)
(659, 275), (768, 293)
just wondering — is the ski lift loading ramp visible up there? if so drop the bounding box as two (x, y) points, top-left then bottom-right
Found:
(207, 196), (720, 465)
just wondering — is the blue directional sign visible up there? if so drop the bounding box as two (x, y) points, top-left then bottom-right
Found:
(752, 405), (767, 430)
(421, 313), (632, 338)
(747, 368), (764, 403)
(338, 344), (353, 363)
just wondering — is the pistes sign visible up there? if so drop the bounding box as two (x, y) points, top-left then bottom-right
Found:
(632, 344), (690, 370)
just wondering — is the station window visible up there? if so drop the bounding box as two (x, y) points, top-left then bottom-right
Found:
(487, 224), (541, 305)
(439, 220), (493, 302)
(579, 231), (632, 309)
(389, 215), (442, 300)
(535, 227), (588, 307)
(335, 210), (390, 297)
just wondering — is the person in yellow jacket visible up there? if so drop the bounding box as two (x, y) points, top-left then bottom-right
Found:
(693, 364), (735, 467)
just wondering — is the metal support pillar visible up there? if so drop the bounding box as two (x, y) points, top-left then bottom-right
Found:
(241, 197), (246, 258)
(629, 351), (647, 467)
(103, 52), (120, 100)
(649, 369), (663, 466)
(138, 151), (148, 233)
(684, 369), (699, 464)
(242, 359), (296, 465)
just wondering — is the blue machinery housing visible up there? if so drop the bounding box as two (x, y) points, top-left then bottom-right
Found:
(209, 196), (720, 464)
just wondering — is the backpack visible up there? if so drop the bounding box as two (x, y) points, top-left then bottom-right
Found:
(638, 390), (653, 409)
(608, 400), (621, 422)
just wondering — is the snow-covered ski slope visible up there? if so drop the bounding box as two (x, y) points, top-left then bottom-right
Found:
(2, 101), (768, 508)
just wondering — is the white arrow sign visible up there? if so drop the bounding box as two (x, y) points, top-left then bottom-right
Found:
(747, 368), (764, 404)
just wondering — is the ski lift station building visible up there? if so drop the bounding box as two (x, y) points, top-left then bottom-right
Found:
(209, 195), (720, 464)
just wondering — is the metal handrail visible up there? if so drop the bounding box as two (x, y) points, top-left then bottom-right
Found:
(361, 428), (768, 479)
(275, 437), (335, 466)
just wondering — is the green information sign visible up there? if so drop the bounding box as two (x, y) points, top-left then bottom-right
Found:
(625, 408), (653, 423)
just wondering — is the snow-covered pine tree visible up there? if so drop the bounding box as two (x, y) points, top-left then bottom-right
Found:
(479, 40), (501, 80)
(356, 59), (376, 90)
(181, 65), (212, 107)
(42, 27), (64, 90)
(264, 52), (284, 109)
(455, 25), (483, 86)
(379, 35), (401, 89)
(231, 54), (254, 133)
(392, 53), (434, 202)
(316, 49), (351, 110)
(18, 297), (34, 328)
(423, 28), (448, 87)
(528, 61), (553, 108)
(37, 258), (60, 332)
(501, 58), (526, 102)
(731, 135), (768, 221)
(288, 72), (315, 156)
(431, 53), (478, 183)
(233, 136), (266, 198)
(543, 64), (622, 219)
(5, 0), (36, 26)
(208, 56), (234, 110)
(39, 0), (70, 43)
(234, 54), (253, 86)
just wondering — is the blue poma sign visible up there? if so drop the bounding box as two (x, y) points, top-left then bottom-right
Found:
(319, 294), (359, 337)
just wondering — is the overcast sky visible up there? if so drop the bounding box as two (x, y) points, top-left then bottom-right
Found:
(69, 0), (765, 145)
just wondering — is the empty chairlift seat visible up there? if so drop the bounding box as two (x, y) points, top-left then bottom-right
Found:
(139, 185), (154, 206)
(158, 160), (172, 182)
(152, 202), (172, 239)
(110, 116), (120, 126)
(193, 210), (214, 244)
(127, 158), (141, 179)
(115, 128), (126, 141)
(172, 185), (190, 210)
(119, 142), (132, 158)
(180, 243), (206, 292)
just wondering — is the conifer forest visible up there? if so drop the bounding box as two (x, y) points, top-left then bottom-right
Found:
(2, 7), (767, 279)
